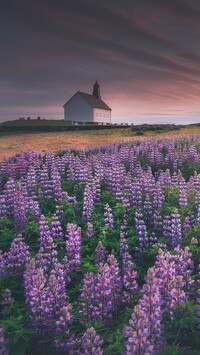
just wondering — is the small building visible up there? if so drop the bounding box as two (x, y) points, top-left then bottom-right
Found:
(63, 81), (112, 124)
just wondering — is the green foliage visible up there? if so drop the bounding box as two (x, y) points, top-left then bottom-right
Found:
(0, 217), (14, 251)
(0, 228), (13, 251)
(164, 187), (180, 208)
(100, 189), (117, 208)
(61, 180), (76, 194)
(24, 221), (38, 237)
(104, 329), (125, 355)
(165, 301), (197, 348)
(60, 202), (76, 226)
(0, 303), (33, 354)
(164, 344), (186, 355)
(0, 217), (13, 230)
(39, 198), (56, 216)
(181, 160), (200, 181)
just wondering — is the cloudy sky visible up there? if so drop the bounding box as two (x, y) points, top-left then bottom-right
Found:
(1, 0), (200, 124)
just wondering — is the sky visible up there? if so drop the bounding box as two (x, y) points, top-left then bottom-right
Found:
(1, 0), (200, 124)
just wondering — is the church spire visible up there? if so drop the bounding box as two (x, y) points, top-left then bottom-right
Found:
(92, 80), (101, 99)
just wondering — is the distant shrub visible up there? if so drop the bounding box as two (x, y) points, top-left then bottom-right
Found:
(135, 130), (145, 136)
(132, 124), (182, 133)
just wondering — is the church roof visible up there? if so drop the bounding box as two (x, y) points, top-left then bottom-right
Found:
(63, 91), (112, 110)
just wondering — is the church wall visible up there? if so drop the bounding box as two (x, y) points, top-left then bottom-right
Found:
(93, 108), (111, 123)
(64, 94), (93, 122)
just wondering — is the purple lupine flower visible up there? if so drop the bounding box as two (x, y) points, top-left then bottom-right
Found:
(4, 234), (30, 277)
(54, 304), (76, 354)
(26, 166), (38, 197)
(122, 174), (133, 209)
(139, 267), (165, 352)
(152, 183), (165, 209)
(124, 260), (167, 353)
(167, 275), (187, 317)
(131, 180), (143, 209)
(39, 163), (53, 198)
(3, 178), (16, 215)
(0, 195), (7, 217)
(171, 246), (194, 295)
(197, 266), (200, 328)
(86, 222), (94, 238)
(45, 261), (68, 319)
(119, 232), (131, 266)
(122, 260), (138, 304)
(13, 183), (28, 230)
(80, 255), (122, 321)
(1, 289), (15, 307)
(124, 304), (154, 355)
(120, 218), (128, 234)
(104, 204), (114, 228)
(143, 194), (153, 224)
(55, 204), (64, 217)
(106, 254), (122, 306)
(51, 212), (64, 240)
(36, 215), (58, 271)
(187, 211), (195, 226)
(92, 178), (101, 203)
(169, 209), (182, 248)
(79, 272), (97, 321)
(51, 167), (63, 202)
(153, 210), (163, 236)
(179, 186), (188, 206)
(65, 224), (81, 272)
(24, 259), (68, 336)
(94, 254), (122, 320)
(24, 259), (50, 336)
(82, 183), (95, 221)
(183, 216), (191, 229)
(61, 255), (71, 284)
(94, 242), (108, 265)
(80, 327), (104, 355)
(154, 247), (192, 317)
(163, 215), (171, 239)
(135, 212), (149, 252)
(197, 205), (200, 225)
(0, 250), (5, 277)
(26, 198), (41, 220)
(0, 328), (9, 355)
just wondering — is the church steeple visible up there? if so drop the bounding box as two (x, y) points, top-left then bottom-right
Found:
(93, 80), (101, 99)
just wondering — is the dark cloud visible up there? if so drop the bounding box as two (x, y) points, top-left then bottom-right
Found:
(141, 0), (200, 22)
(0, 0), (200, 122)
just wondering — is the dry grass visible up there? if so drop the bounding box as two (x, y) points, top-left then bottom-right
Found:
(0, 126), (199, 161)
(0, 129), (132, 160)
(145, 126), (200, 139)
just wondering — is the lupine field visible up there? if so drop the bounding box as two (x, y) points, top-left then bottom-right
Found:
(0, 136), (200, 355)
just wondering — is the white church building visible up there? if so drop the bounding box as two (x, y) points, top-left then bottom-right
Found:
(63, 81), (112, 124)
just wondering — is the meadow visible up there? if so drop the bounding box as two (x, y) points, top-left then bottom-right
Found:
(0, 133), (200, 354)
(0, 124), (200, 161)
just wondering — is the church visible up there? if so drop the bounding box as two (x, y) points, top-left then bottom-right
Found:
(63, 81), (112, 124)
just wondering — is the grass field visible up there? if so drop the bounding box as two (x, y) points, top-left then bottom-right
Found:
(0, 125), (200, 161)
(0, 119), (73, 126)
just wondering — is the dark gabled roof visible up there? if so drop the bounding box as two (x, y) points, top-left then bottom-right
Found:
(63, 91), (112, 110)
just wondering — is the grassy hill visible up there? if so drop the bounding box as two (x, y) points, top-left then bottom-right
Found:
(0, 119), (73, 127)
(0, 119), (127, 132)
